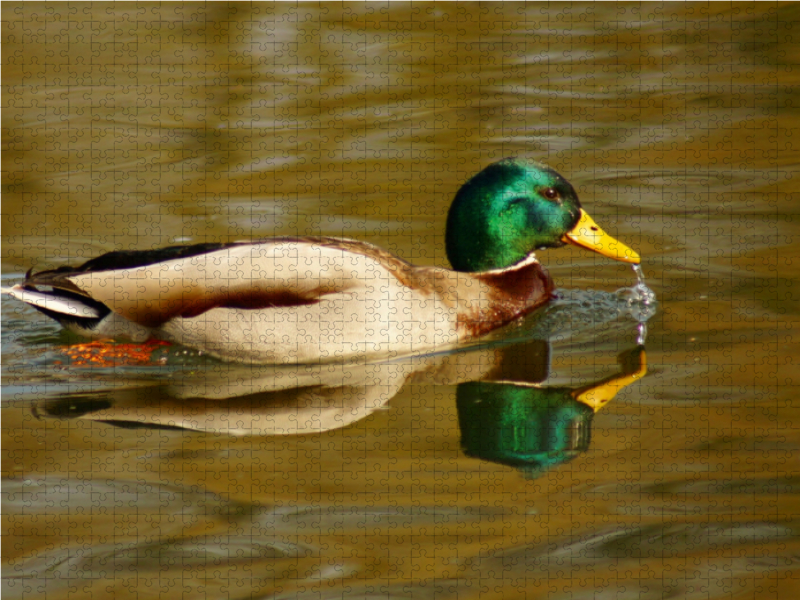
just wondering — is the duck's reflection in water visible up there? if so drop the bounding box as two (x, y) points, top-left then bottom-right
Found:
(33, 336), (645, 478)
(457, 345), (645, 477)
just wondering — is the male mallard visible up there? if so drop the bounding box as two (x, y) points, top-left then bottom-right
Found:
(3, 158), (639, 364)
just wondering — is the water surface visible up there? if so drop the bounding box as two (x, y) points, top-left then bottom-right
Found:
(3, 4), (799, 599)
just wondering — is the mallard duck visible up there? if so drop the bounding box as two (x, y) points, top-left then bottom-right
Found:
(3, 158), (640, 364)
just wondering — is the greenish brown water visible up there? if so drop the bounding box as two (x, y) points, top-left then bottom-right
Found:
(3, 4), (800, 599)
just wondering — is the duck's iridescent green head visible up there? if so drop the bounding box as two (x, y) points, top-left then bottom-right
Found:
(445, 158), (640, 272)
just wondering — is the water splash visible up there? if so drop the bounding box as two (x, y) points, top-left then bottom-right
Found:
(550, 265), (657, 324)
(637, 321), (648, 346)
(613, 264), (658, 326)
(632, 265), (657, 303)
(528, 264), (658, 346)
(632, 265), (657, 346)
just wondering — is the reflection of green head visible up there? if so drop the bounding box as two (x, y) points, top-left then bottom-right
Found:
(457, 382), (594, 475)
(446, 158), (583, 272)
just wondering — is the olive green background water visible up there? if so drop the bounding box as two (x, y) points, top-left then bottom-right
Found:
(3, 3), (800, 599)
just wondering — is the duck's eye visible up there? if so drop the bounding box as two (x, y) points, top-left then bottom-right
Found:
(542, 188), (559, 200)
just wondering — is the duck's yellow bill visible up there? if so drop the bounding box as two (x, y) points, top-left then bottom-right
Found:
(562, 209), (640, 264)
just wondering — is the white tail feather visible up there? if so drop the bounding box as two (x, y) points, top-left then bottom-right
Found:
(2, 285), (101, 318)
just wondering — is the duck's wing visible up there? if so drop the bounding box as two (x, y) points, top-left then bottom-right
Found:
(7, 242), (241, 320)
(21, 237), (418, 329)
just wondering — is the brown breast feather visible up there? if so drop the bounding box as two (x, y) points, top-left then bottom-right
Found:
(455, 260), (554, 339)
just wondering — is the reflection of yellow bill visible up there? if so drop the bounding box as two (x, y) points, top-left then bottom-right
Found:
(563, 209), (640, 264)
(573, 350), (647, 412)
